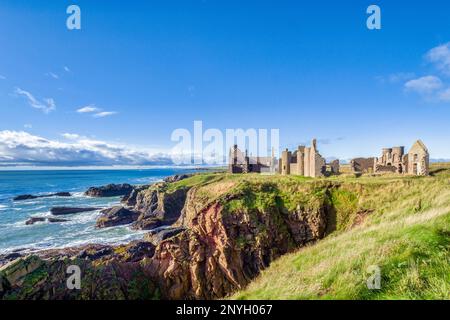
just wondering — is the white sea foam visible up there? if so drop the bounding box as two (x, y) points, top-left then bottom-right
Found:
(131, 177), (159, 184)
(65, 211), (101, 225)
(19, 201), (41, 206)
(29, 210), (52, 217)
(2, 220), (29, 228)
(72, 192), (86, 198)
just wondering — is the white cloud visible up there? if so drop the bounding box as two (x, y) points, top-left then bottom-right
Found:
(14, 88), (56, 113)
(44, 98), (56, 109)
(0, 130), (173, 167)
(93, 111), (118, 118)
(0, 75), (6, 80)
(61, 133), (81, 140)
(77, 105), (99, 113)
(388, 72), (416, 83)
(426, 42), (450, 75)
(24, 124), (33, 129)
(76, 105), (117, 118)
(439, 87), (450, 102)
(46, 72), (59, 79)
(64, 66), (71, 72)
(404, 76), (443, 94)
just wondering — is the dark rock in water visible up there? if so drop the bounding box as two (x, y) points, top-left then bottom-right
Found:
(53, 192), (71, 197)
(50, 207), (101, 216)
(85, 184), (134, 198)
(143, 227), (185, 245)
(25, 217), (47, 225)
(26, 217), (70, 225)
(163, 174), (192, 183)
(14, 195), (38, 201)
(13, 192), (72, 201)
(47, 218), (69, 223)
(96, 206), (140, 228)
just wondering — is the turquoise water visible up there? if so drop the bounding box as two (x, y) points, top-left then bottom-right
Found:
(0, 168), (194, 254)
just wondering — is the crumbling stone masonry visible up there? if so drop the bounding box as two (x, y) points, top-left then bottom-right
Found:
(350, 158), (375, 173)
(228, 145), (277, 174)
(279, 139), (337, 177)
(229, 139), (339, 177)
(329, 159), (340, 175)
(351, 140), (429, 176)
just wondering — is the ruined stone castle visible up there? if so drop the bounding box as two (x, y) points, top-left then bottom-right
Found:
(228, 145), (277, 174)
(279, 139), (339, 177)
(229, 138), (429, 177)
(351, 140), (429, 176)
(229, 139), (339, 177)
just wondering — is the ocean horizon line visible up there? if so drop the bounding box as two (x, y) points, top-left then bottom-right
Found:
(0, 165), (225, 172)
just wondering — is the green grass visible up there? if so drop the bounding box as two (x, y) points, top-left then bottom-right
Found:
(224, 163), (450, 300)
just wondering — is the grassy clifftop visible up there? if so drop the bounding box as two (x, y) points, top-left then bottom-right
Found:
(228, 163), (450, 300)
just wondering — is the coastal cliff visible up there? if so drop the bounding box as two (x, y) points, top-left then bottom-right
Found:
(2, 166), (448, 300)
(0, 173), (334, 300)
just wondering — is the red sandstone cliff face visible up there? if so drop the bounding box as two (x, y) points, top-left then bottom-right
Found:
(143, 185), (328, 299)
(0, 180), (329, 300)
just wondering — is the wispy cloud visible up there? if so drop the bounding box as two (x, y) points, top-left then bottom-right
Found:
(93, 111), (117, 118)
(76, 105), (99, 113)
(76, 105), (117, 118)
(46, 72), (59, 79)
(64, 66), (71, 73)
(377, 72), (416, 84)
(14, 88), (56, 113)
(384, 42), (450, 103)
(0, 130), (173, 167)
(61, 133), (81, 140)
(426, 42), (450, 75)
(388, 72), (416, 83)
(404, 76), (443, 94)
(77, 104), (117, 118)
(439, 87), (450, 102)
(0, 75), (6, 80)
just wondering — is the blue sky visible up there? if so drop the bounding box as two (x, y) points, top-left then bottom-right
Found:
(1, 0), (450, 166)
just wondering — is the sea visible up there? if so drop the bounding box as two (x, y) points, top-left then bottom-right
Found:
(0, 168), (196, 254)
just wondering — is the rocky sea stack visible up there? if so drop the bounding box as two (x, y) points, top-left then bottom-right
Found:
(50, 207), (101, 216)
(96, 206), (140, 228)
(13, 192), (71, 201)
(85, 184), (134, 198)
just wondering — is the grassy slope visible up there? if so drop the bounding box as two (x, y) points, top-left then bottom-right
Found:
(224, 163), (450, 300)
